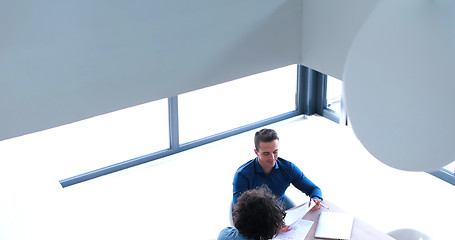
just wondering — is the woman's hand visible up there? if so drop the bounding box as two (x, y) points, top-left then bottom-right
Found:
(280, 225), (292, 233)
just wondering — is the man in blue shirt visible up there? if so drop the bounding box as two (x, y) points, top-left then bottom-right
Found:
(233, 128), (323, 211)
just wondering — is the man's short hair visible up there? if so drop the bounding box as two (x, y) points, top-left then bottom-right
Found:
(254, 128), (279, 150)
(233, 186), (285, 240)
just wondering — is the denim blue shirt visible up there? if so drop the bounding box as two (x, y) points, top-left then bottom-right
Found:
(233, 157), (322, 205)
(217, 227), (254, 240)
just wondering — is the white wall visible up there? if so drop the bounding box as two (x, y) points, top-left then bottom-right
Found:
(0, 0), (302, 141)
(300, 0), (380, 79)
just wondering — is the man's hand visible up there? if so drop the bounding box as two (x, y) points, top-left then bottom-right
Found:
(310, 198), (322, 211)
(280, 225), (292, 233)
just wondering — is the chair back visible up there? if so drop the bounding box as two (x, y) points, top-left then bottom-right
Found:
(388, 228), (432, 240)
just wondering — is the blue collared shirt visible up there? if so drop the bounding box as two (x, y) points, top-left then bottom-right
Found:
(233, 157), (322, 205)
(217, 227), (254, 240)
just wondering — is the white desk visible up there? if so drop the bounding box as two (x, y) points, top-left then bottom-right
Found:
(301, 201), (394, 240)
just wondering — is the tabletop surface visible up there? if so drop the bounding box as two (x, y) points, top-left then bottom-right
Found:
(301, 201), (394, 240)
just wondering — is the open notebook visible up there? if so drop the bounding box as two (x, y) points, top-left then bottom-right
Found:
(315, 211), (354, 240)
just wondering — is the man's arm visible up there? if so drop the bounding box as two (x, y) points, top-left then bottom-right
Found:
(290, 163), (322, 200)
(295, 175), (322, 199)
(232, 173), (249, 205)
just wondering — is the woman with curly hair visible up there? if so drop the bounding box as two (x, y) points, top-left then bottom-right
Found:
(217, 186), (286, 240)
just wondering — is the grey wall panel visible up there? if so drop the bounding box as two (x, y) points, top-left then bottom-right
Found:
(300, 0), (379, 79)
(0, 0), (302, 141)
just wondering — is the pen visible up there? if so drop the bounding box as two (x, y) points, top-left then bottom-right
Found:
(318, 202), (329, 209)
(312, 198), (330, 209)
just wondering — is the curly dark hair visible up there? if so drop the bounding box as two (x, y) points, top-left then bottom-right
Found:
(254, 129), (279, 150)
(233, 186), (286, 240)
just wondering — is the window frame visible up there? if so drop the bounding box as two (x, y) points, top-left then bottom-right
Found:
(60, 65), (307, 187)
(430, 168), (455, 186)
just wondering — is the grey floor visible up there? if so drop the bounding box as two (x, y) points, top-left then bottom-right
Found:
(1, 115), (454, 240)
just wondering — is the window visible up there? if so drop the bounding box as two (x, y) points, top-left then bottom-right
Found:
(317, 74), (346, 125)
(54, 99), (169, 178)
(431, 160), (455, 185)
(178, 65), (298, 143)
(443, 161), (455, 175)
(57, 65), (302, 187)
(325, 75), (342, 116)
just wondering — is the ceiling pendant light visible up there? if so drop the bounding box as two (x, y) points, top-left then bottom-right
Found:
(343, 0), (455, 171)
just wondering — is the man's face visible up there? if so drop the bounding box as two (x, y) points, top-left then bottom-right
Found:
(255, 139), (279, 173)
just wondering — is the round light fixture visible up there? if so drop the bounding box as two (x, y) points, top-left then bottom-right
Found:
(343, 0), (455, 171)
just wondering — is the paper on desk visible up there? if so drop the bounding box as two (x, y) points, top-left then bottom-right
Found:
(284, 200), (315, 226)
(273, 201), (316, 240)
(274, 219), (314, 240)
